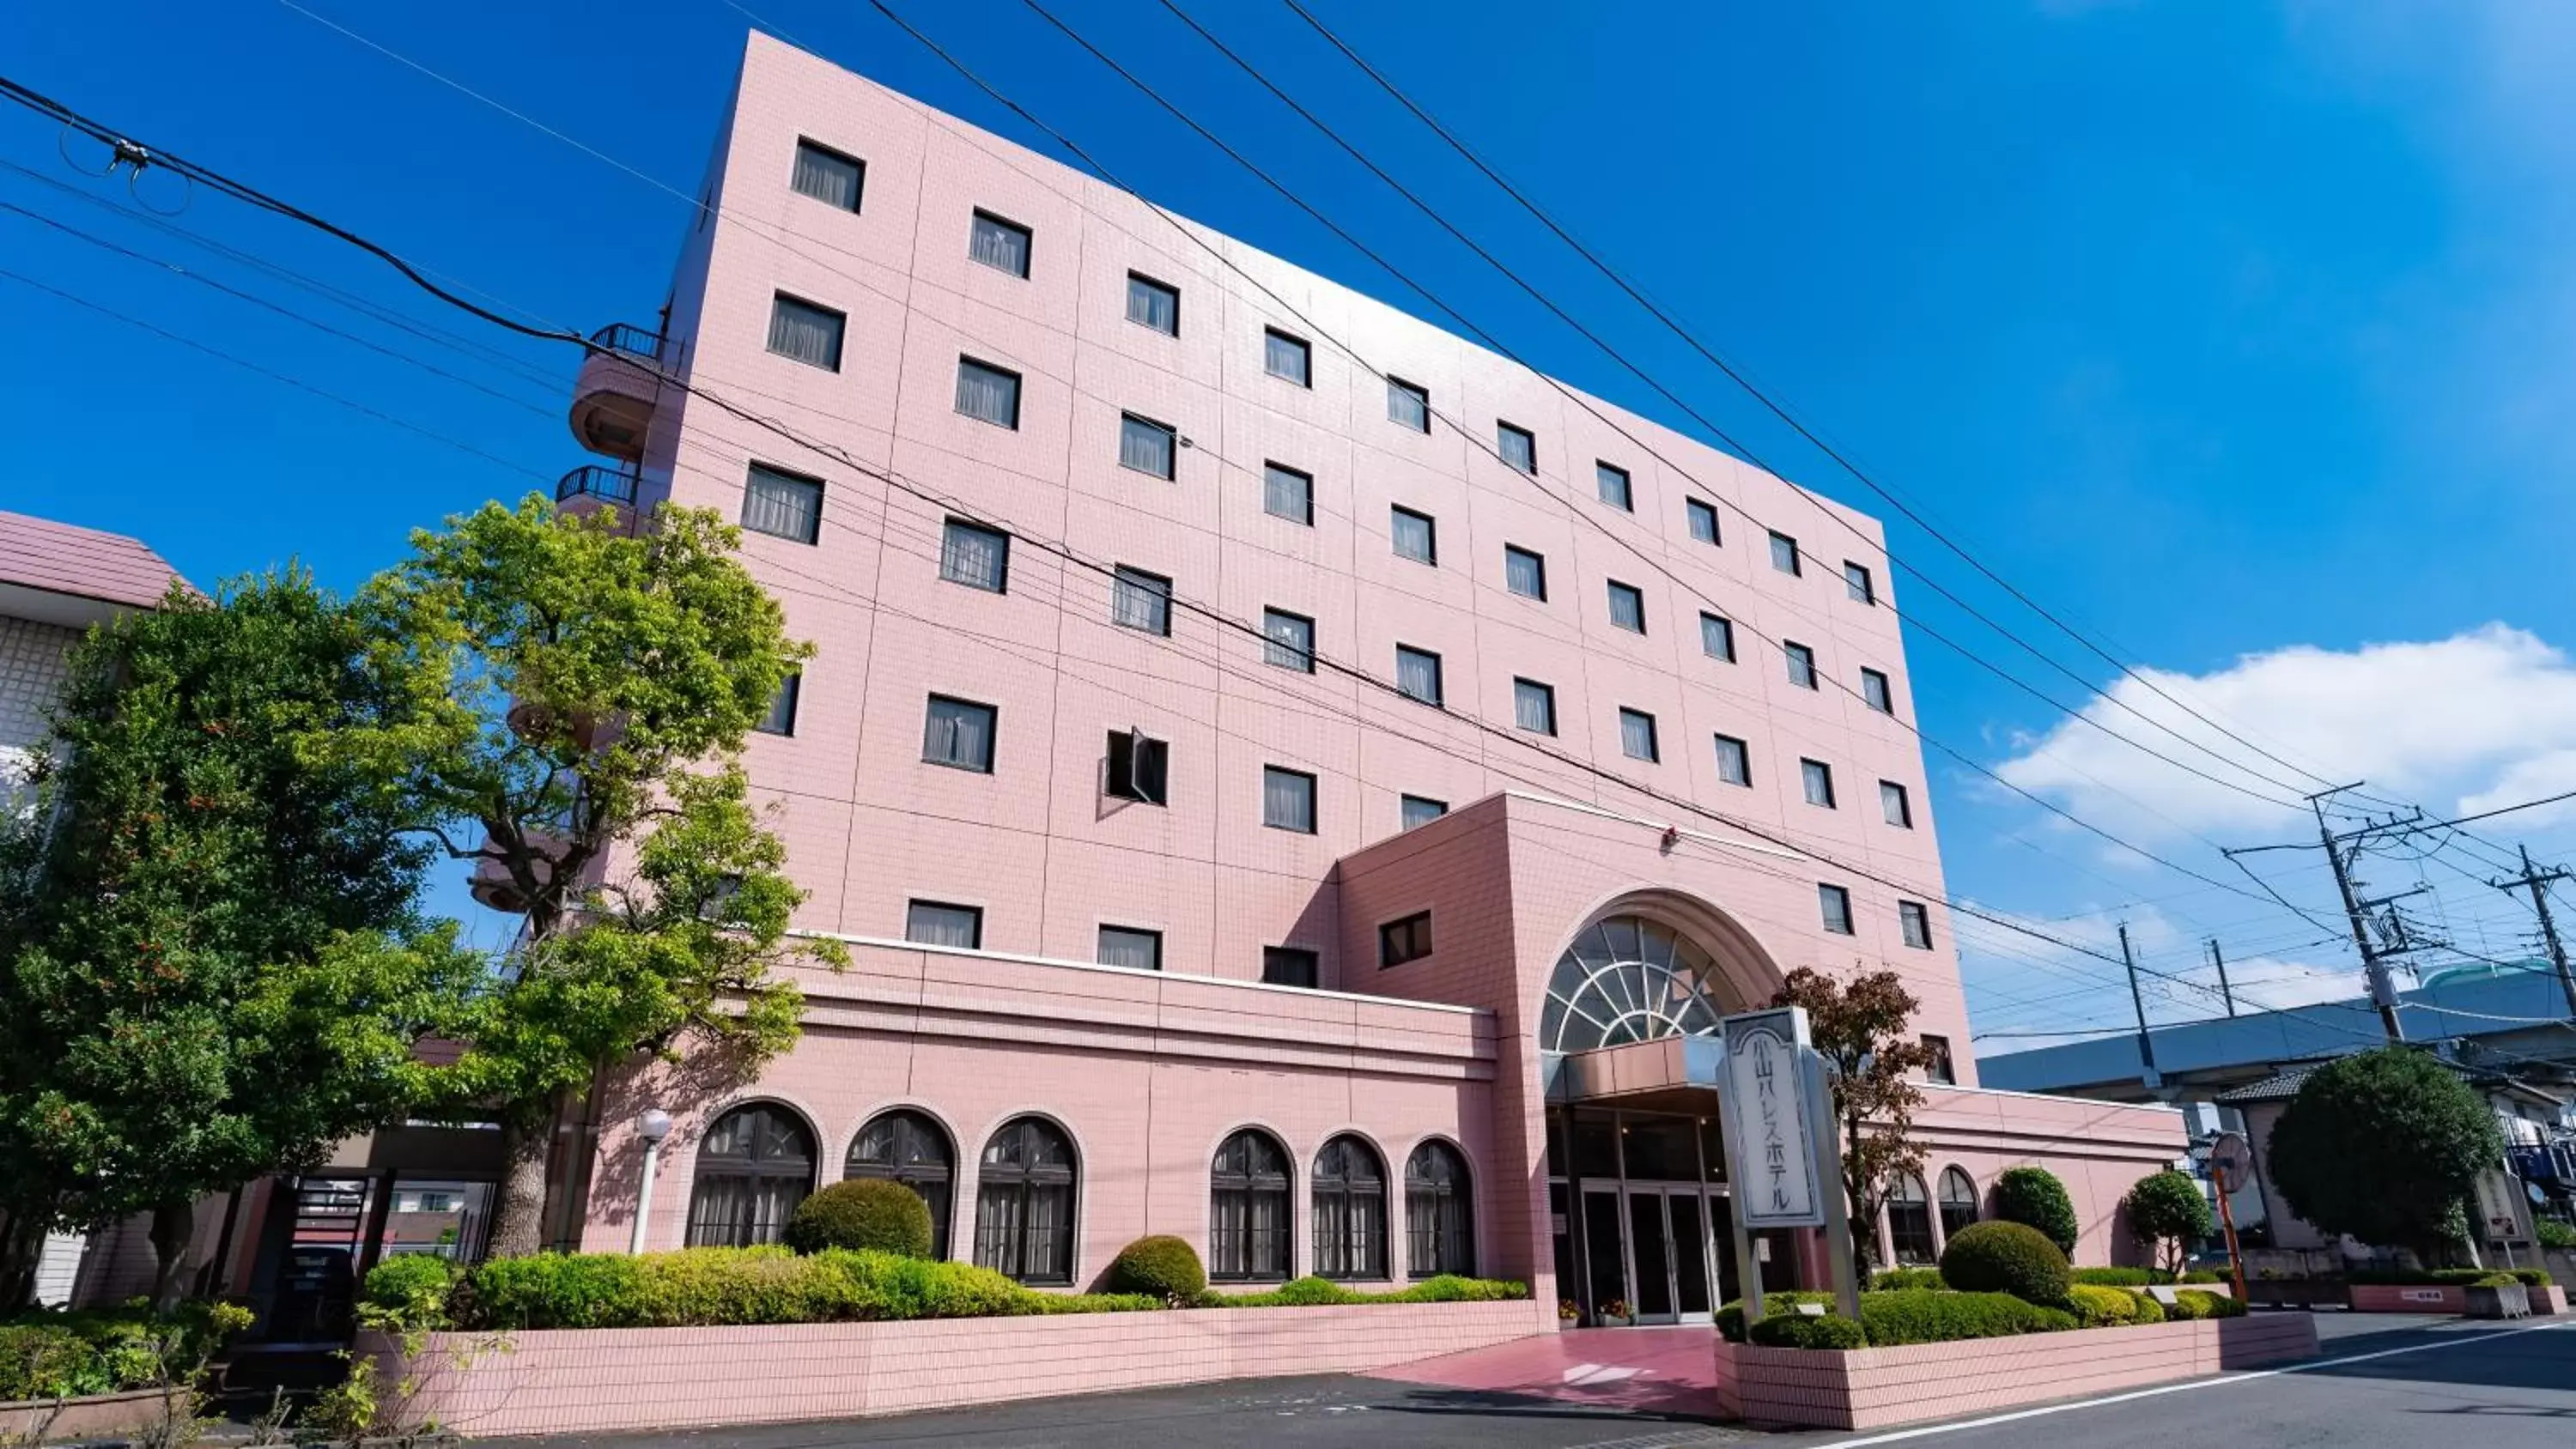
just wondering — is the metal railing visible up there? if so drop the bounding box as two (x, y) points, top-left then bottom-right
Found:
(587, 322), (670, 363)
(556, 465), (640, 506)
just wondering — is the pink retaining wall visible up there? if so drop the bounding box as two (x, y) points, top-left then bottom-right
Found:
(2351, 1283), (2566, 1315)
(1712, 1314), (2318, 1431)
(0, 1389), (173, 1441)
(371, 1300), (1553, 1437)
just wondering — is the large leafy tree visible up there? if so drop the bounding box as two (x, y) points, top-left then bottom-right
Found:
(0, 573), (478, 1308)
(323, 499), (841, 1256)
(2266, 1046), (2504, 1263)
(2121, 1168), (2213, 1276)
(1771, 966), (1936, 1268)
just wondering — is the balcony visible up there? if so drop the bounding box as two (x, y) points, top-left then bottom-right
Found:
(568, 323), (671, 463)
(466, 826), (572, 915)
(556, 465), (644, 530)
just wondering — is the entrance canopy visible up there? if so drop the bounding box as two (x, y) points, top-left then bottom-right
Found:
(1545, 1034), (1724, 1117)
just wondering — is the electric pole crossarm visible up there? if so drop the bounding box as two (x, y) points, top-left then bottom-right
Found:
(2493, 845), (2576, 1020)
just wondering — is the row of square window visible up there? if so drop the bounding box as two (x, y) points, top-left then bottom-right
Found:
(775, 142), (1884, 603)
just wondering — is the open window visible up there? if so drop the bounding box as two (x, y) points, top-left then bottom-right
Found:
(1106, 728), (1169, 805)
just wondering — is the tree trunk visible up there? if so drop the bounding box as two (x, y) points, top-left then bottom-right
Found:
(483, 1113), (556, 1259)
(0, 1210), (51, 1312)
(148, 1199), (197, 1311)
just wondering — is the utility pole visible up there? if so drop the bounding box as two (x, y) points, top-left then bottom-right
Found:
(2309, 784), (2407, 1040)
(2493, 844), (2576, 1019)
(2119, 922), (2161, 1090)
(2207, 937), (2237, 1016)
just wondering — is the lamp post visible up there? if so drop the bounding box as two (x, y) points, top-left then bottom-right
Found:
(629, 1109), (673, 1255)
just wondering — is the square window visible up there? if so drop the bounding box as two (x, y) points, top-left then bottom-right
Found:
(790, 139), (865, 211)
(1390, 506), (1438, 565)
(1379, 910), (1433, 967)
(767, 293), (846, 371)
(939, 518), (1011, 592)
(1263, 765), (1317, 834)
(742, 464), (823, 544)
(1844, 561), (1876, 604)
(1514, 677), (1557, 736)
(1127, 272), (1179, 335)
(1700, 612), (1736, 662)
(1119, 413), (1177, 480)
(922, 694), (997, 773)
(1686, 498), (1721, 544)
(1900, 900), (1933, 951)
(1607, 580), (1646, 634)
(1497, 421), (1537, 474)
(756, 672), (800, 737)
(1400, 794), (1448, 830)
(1264, 327), (1312, 386)
(1861, 667), (1894, 714)
(906, 900), (983, 949)
(1769, 530), (1801, 575)
(1619, 707), (1660, 762)
(1263, 946), (1319, 988)
(1262, 608), (1315, 672)
(1504, 545), (1547, 601)
(1596, 462), (1632, 510)
(1921, 1032), (1953, 1082)
(1820, 883), (1855, 936)
(1395, 645), (1443, 706)
(1098, 925), (1163, 971)
(1388, 377), (1430, 431)
(1784, 640), (1818, 689)
(1801, 758), (1837, 809)
(1107, 730), (1169, 805)
(1110, 565), (1172, 636)
(1713, 733), (1751, 786)
(955, 356), (1023, 428)
(1263, 463), (1314, 525)
(969, 209), (1031, 277)
(1880, 780), (1912, 828)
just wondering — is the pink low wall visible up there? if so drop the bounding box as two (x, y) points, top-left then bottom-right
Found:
(0, 1388), (173, 1440)
(371, 1300), (1552, 1437)
(1712, 1315), (2318, 1431)
(2351, 1282), (2567, 1315)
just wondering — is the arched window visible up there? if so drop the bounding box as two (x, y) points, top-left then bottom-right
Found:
(973, 1117), (1077, 1284)
(847, 1109), (955, 1259)
(1312, 1135), (1388, 1281)
(1886, 1173), (1935, 1265)
(685, 1103), (816, 1247)
(1210, 1129), (1291, 1282)
(1937, 1167), (1978, 1244)
(1540, 915), (1730, 1053)
(1404, 1140), (1475, 1277)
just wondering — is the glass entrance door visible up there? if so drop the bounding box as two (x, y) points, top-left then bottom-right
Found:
(1626, 1193), (1674, 1319)
(1621, 1187), (1717, 1325)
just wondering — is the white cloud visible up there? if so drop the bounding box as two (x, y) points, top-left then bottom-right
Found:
(1959, 899), (2366, 1040)
(1994, 625), (2576, 842)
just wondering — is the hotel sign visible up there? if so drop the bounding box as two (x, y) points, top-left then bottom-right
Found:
(1718, 1006), (1827, 1229)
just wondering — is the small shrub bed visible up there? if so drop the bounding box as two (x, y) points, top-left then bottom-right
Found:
(1105, 1236), (1206, 1300)
(1207, 1275), (1527, 1307)
(1748, 1313), (1866, 1349)
(1719, 1290), (2075, 1347)
(2068, 1266), (2221, 1287)
(1941, 1221), (2072, 1307)
(782, 1179), (934, 1258)
(2538, 1219), (2576, 1251)
(0, 1301), (247, 1402)
(2066, 1282), (2151, 1327)
(1869, 1267), (1945, 1292)
(2349, 1266), (2550, 1288)
(2160, 1289), (2245, 1320)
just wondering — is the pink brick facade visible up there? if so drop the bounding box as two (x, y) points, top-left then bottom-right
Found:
(550, 31), (2186, 1319)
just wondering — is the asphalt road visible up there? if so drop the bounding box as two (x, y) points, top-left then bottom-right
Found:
(484, 1313), (2574, 1449)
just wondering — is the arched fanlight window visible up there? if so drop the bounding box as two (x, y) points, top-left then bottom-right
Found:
(685, 1103), (816, 1247)
(1937, 1167), (1979, 1244)
(1311, 1136), (1388, 1281)
(1404, 1140), (1475, 1277)
(974, 1116), (1077, 1284)
(1210, 1130), (1291, 1282)
(1886, 1173), (1936, 1265)
(1540, 915), (1730, 1053)
(847, 1109), (955, 1259)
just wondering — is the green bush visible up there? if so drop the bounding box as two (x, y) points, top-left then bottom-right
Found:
(1994, 1167), (2081, 1255)
(1869, 1266), (1946, 1292)
(782, 1179), (935, 1258)
(1716, 1292), (1832, 1343)
(2180, 1269), (2223, 1283)
(2066, 1282), (2148, 1327)
(1748, 1313), (1867, 1349)
(2069, 1266), (2154, 1287)
(2129, 1289), (2167, 1324)
(361, 1253), (459, 1316)
(1208, 1275), (1527, 1308)
(1941, 1221), (2072, 1307)
(2348, 1266), (2526, 1288)
(2538, 1219), (2576, 1251)
(0, 1301), (249, 1402)
(2162, 1288), (2246, 1321)
(2507, 1268), (2553, 1288)
(1857, 1288), (2076, 1345)
(1105, 1236), (1208, 1300)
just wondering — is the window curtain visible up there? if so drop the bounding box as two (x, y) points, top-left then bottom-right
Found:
(971, 215), (1029, 276)
(767, 298), (843, 370)
(1702, 614), (1735, 660)
(1516, 682), (1554, 734)
(742, 468), (822, 544)
(1396, 649), (1442, 705)
(1610, 586), (1644, 631)
(1111, 569), (1170, 634)
(792, 145), (862, 210)
(1127, 276), (1176, 333)
(941, 523), (1007, 591)
(924, 700), (992, 769)
(1120, 416), (1175, 478)
(1097, 929), (1161, 971)
(906, 903), (981, 948)
(1621, 711), (1657, 761)
(1391, 510), (1433, 561)
(1263, 465), (1310, 524)
(1498, 427), (1535, 473)
(1388, 379), (1428, 431)
(1265, 331), (1309, 385)
(1264, 769), (1314, 834)
(1506, 549), (1545, 598)
(1264, 612), (1312, 671)
(956, 362), (1019, 427)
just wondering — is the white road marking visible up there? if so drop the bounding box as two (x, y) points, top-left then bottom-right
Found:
(1811, 1319), (2572, 1447)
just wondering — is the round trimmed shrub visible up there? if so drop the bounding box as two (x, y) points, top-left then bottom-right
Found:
(1748, 1313), (1867, 1350)
(2066, 1282), (2144, 1327)
(781, 1179), (934, 1258)
(1104, 1234), (1207, 1300)
(1940, 1220), (2072, 1307)
(2128, 1289), (2166, 1324)
(1994, 1167), (2081, 1255)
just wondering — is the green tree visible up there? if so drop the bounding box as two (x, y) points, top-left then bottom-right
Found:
(1771, 966), (1936, 1268)
(324, 499), (842, 1256)
(2265, 1046), (2503, 1263)
(0, 573), (477, 1307)
(1994, 1167), (2080, 1255)
(2121, 1169), (2213, 1276)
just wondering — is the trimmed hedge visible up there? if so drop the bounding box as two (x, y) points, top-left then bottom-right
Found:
(2162, 1288), (2245, 1321)
(1208, 1275), (1527, 1308)
(2129, 1289), (2167, 1324)
(1869, 1266), (1946, 1292)
(1105, 1236), (1206, 1300)
(1995, 1167), (2081, 1255)
(1856, 1289), (2076, 1346)
(0, 1301), (248, 1402)
(1717, 1292), (1832, 1343)
(1941, 1221), (2072, 1307)
(2508, 1269), (2555, 1288)
(1749, 1313), (1867, 1349)
(2065, 1283), (2155, 1327)
(783, 1179), (935, 1258)
(2068, 1266), (2218, 1287)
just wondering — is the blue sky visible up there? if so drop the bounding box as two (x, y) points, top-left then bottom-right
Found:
(7, 1), (2573, 1047)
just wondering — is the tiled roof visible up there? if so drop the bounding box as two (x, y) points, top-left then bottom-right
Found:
(2215, 1053), (2510, 1104)
(0, 510), (184, 609)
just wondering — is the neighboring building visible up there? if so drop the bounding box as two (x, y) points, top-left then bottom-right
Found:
(475, 31), (2188, 1325)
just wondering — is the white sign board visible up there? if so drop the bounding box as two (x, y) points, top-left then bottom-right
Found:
(1718, 1006), (1826, 1229)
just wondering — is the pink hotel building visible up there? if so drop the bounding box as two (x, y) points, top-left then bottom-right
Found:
(541, 32), (2184, 1323)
